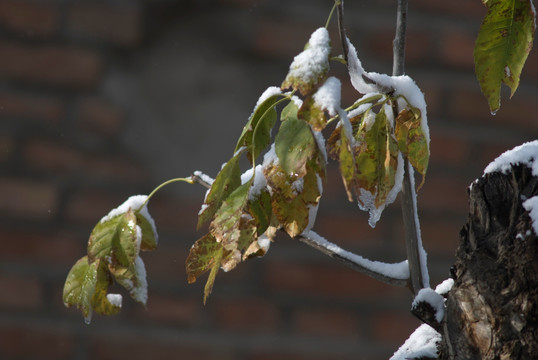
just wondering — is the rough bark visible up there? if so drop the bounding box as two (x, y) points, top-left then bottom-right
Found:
(439, 164), (538, 359)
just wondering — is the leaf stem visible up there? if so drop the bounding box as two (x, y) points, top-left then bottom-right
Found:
(142, 177), (194, 208)
(326, 0), (339, 30)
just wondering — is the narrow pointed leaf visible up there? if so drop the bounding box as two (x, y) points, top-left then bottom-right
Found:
(197, 150), (243, 229)
(136, 212), (158, 251)
(91, 260), (121, 316)
(474, 0), (536, 113)
(204, 247), (223, 304)
(395, 107), (429, 184)
(235, 94), (284, 163)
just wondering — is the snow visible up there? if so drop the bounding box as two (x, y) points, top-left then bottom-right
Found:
(434, 278), (454, 296)
(390, 324), (441, 360)
(408, 164), (430, 288)
(413, 287), (445, 323)
(257, 234), (271, 252)
(523, 196), (538, 235)
(484, 140), (538, 176)
(285, 28), (330, 87)
(131, 256), (148, 305)
(262, 143), (279, 167)
(313, 130), (327, 164)
(193, 170), (215, 186)
(346, 37), (430, 149)
(313, 76), (341, 117)
(240, 165), (268, 200)
(106, 293), (123, 308)
(302, 230), (410, 280)
(100, 195), (158, 245)
(254, 86), (282, 110)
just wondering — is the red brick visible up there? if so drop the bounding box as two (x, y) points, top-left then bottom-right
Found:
(449, 87), (538, 131)
(0, 229), (83, 266)
(0, 274), (43, 309)
(413, 0), (485, 17)
(0, 0), (59, 37)
(23, 139), (148, 183)
(418, 174), (470, 213)
(0, 177), (58, 220)
(372, 311), (421, 344)
(213, 298), (280, 331)
(416, 218), (460, 255)
(366, 29), (433, 66)
(0, 92), (64, 122)
(439, 29), (475, 69)
(247, 350), (362, 360)
(429, 132), (470, 167)
(67, 2), (141, 46)
(0, 326), (74, 359)
(136, 295), (200, 325)
(292, 307), (359, 338)
(314, 210), (385, 246)
(78, 96), (124, 136)
(0, 41), (102, 88)
(263, 260), (409, 300)
(90, 336), (234, 360)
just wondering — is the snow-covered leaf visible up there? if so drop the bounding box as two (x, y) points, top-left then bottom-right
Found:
(248, 188), (273, 236)
(87, 209), (138, 267)
(474, 0), (536, 113)
(197, 150), (243, 229)
(281, 28), (331, 96)
(235, 92), (283, 163)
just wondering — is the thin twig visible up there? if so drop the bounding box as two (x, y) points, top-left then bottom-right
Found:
(336, 0), (349, 63)
(392, 0), (427, 294)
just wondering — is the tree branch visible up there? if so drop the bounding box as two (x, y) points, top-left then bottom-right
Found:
(297, 230), (410, 288)
(392, 0), (428, 294)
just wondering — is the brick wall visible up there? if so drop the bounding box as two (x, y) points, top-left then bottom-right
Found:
(0, 1), (536, 359)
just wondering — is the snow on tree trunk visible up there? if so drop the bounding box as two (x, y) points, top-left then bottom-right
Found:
(439, 164), (538, 359)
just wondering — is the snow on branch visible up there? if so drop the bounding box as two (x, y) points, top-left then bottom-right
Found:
(297, 230), (409, 287)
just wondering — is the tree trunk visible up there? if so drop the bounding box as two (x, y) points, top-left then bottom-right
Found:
(439, 164), (538, 359)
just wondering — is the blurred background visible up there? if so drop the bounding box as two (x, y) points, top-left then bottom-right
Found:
(0, 0), (537, 359)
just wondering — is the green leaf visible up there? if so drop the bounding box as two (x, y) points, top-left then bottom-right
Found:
(90, 260), (121, 317)
(185, 233), (224, 304)
(394, 107), (429, 186)
(63, 256), (98, 321)
(197, 150), (243, 229)
(87, 210), (138, 267)
(281, 100), (299, 122)
(298, 96), (328, 131)
(281, 28), (331, 96)
(186, 233), (223, 285)
(136, 212), (157, 251)
(235, 94), (284, 163)
(338, 125), (358, 202)
(108, 256), (147, 304)
(275, 117), (317, 177)
(210, 181), (253, 251)
(474, 0), (536, 113)
(248, 188), (273, 236)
